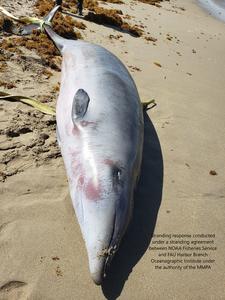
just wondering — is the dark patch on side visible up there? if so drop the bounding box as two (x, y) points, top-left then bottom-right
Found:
(112, 165), (123, 189)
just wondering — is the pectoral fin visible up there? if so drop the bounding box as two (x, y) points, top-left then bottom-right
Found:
(71, 89), (90, 124)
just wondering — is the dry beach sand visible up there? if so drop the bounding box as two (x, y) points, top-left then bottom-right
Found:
(0, 0), (225, 299)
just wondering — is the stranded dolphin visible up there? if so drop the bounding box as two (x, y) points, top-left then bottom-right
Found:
(55, 39), (144, 285)
(6, 5), (144, 285)
(55, 37), (144, 284)
(45, 10), (144, 285)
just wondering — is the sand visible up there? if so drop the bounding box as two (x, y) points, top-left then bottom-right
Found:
(0, 0), (225, 299)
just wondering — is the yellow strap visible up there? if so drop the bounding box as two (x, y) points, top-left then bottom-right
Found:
(0, 91), (56, 116)
(0, 5), (50, 29)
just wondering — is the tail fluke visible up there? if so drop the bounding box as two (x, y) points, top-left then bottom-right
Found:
(0, 5), (65, 53)
(19, 5), (61, 35)
(43, 5), (60, 24)
(0, 5), (60, 35)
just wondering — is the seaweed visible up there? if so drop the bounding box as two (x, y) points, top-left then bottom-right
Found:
(0, 0), (84, 71)
(0, 80), (16, 89)
(101, 0), (124, 3)
(84, 6), (143, 37)
(136, 0), (169, 5)
(35, 0), (84, 38)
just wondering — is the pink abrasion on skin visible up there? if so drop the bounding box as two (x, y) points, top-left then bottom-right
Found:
(68, 147), (102, 201)
(65, 122), (79, 137)
(71, 121), (98, 136)
(72, 161), (82, 177)
(72, 162), (86, 192)
(85, 179), (101, 201)
(103, 159), (115, 166)
(68, 148), (80, 159)
(78, 175), (84, 186)
(69, 151), (83, 179)
(72, 125), (80, 136)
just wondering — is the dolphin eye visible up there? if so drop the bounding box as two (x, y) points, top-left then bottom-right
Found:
(112, 166), (122, 187)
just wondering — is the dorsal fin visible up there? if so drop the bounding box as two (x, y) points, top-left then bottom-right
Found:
(71, 89), (90, 124)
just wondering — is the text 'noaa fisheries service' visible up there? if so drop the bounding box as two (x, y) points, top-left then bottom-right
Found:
(149, 233), (216, 271)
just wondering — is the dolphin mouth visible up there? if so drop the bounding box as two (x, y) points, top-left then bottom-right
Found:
(102, 214), (121, 281)
(103, 244), (118, 276)
(90, 242), (118, 285)
(90, 194), (131, 285)
(101, 199), (131, 283)
(89, 212), (118, 285)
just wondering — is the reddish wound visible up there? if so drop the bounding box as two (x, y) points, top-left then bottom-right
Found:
(72, 125), (80, 135)
(69, 149), (80, 158)
(78, 175), (84, 186)
(85, 180), (101, 201)
(104, 159), (114, 166)
(72, 160), (82, 177)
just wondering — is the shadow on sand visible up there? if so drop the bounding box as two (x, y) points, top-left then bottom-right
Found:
(101, 111), (164, 300)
